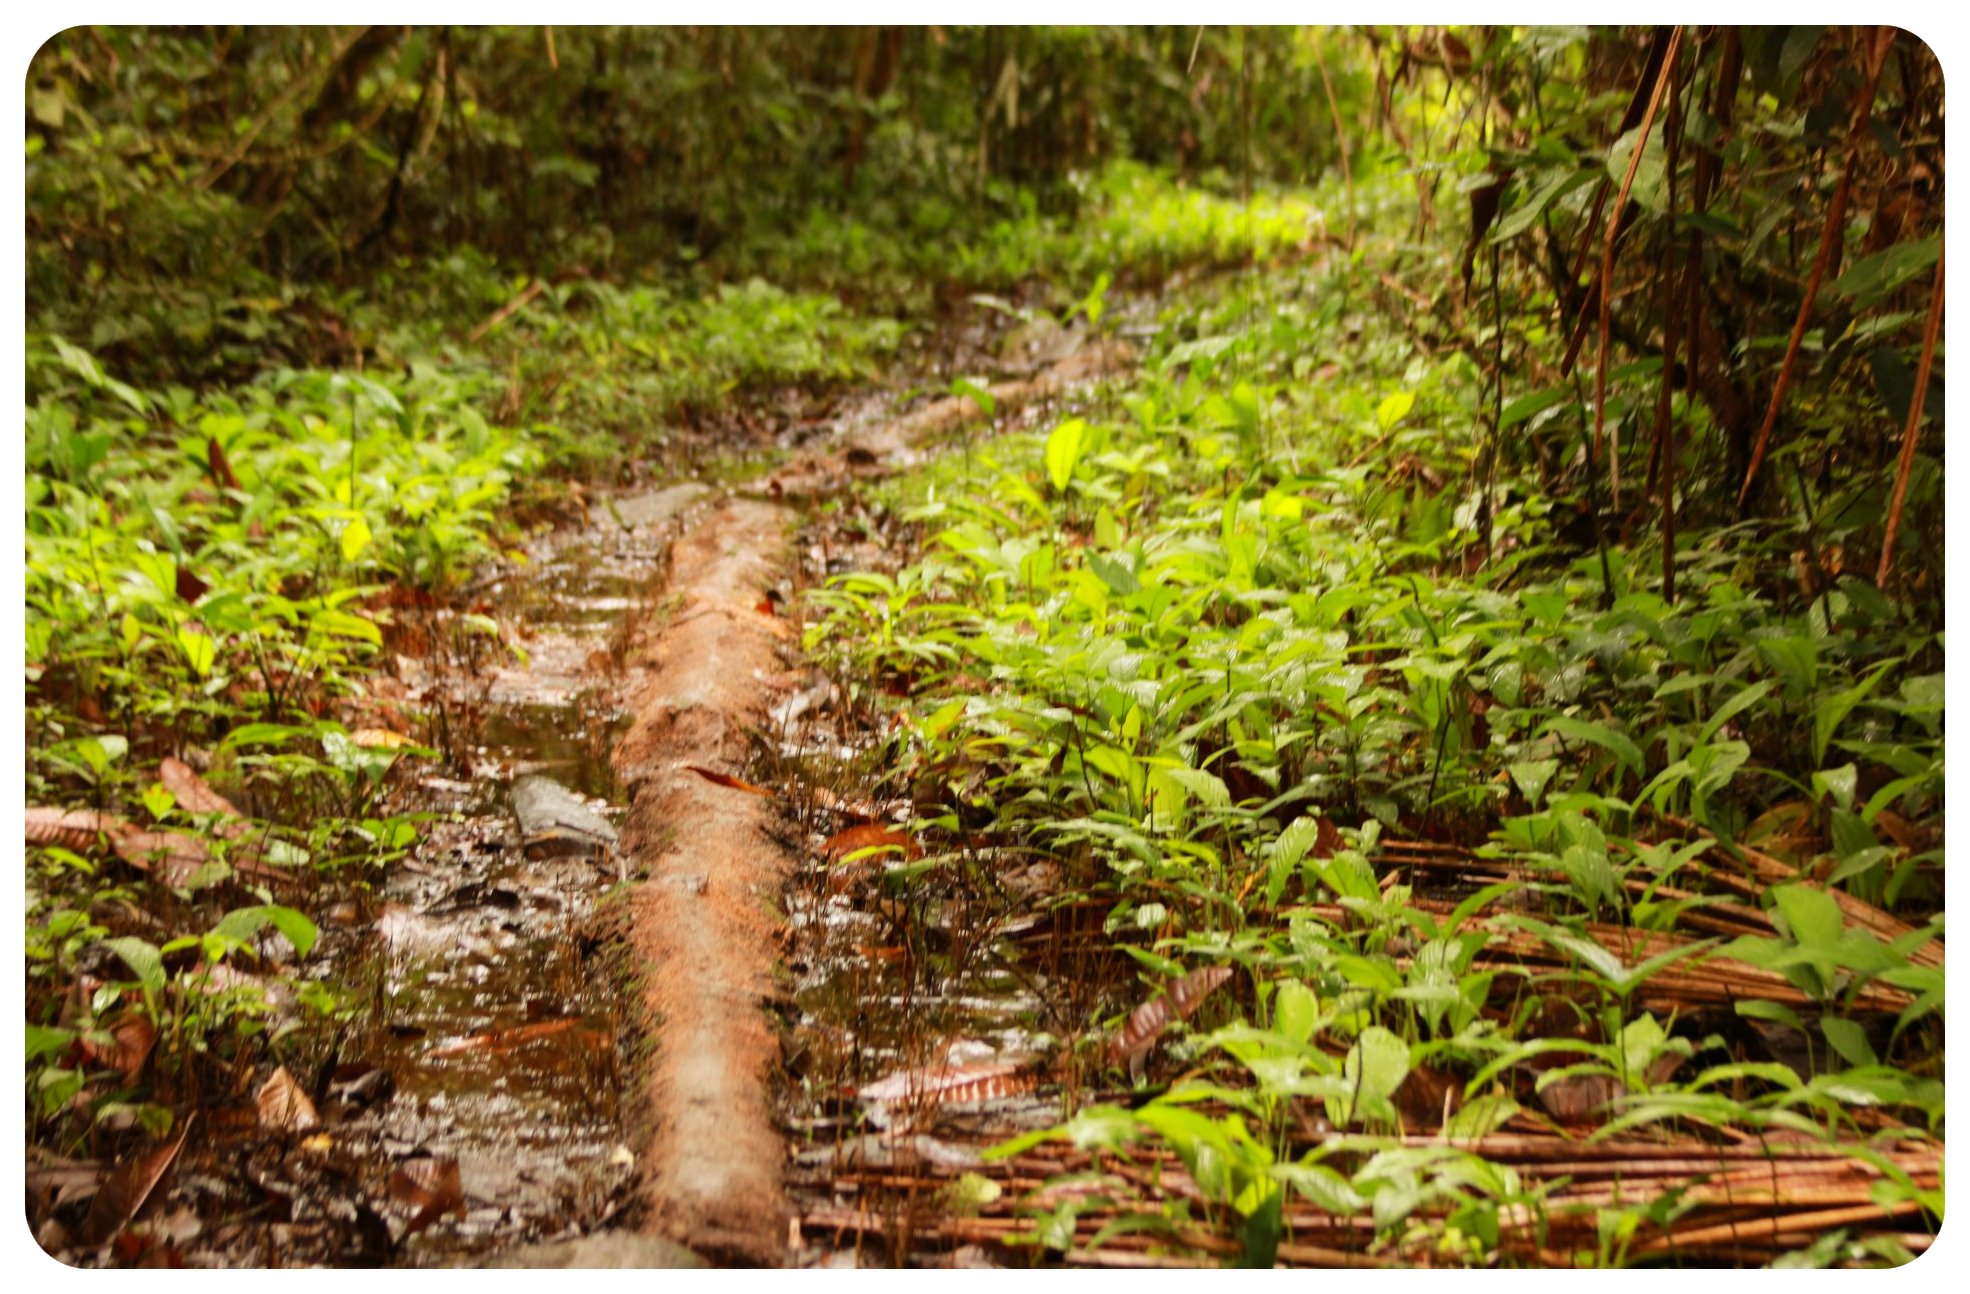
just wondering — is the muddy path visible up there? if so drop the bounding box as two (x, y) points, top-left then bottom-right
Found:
(25, 293), (1144, 1270)
(610, 321), (1140, 1265)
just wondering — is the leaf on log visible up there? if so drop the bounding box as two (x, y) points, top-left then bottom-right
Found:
(387, 1155), (463, 1234)
(822, 823), (922, 863)
(79, 1116), (193, 1247)
(858, 1060), (1034, 1107)
(1110, 965), (1232, 1065)
(255, 1065), (320, 1134)
(684, 763), (775, 797)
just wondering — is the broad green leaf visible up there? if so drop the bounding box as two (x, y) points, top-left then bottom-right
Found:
(1162, 764), (1230, 808)
(1332, 1026), (1410, 1125)
(1771, 884), (1843, 949)
(27, 1025), (76, 1064)
(141, 783), (175, 821)
(1540, 715), (1644, 781)
(1270, 816), (1323, 871)
(1045, 418), (1087, 493)
(340, 514), (373, 563)
(1698, 678), (1776, 746)
(309, 608), (381, 644)
(210, 904), (320, 958)
(1274, 980), (1320, 1045)
(1499, 385), (1574, 430)
(176, 626), (216, 678)
(99, 937), (165, 994)
(1508, 759), (1559, 804)
(1087, 551), (1140, 596)
(1813, 661), (1895, 765)
(1490, 167), (1595, 245)
(1831, 237), (1939, 306)
(1811, 763), (1859, 813)
(1374, 391), (1416, 432)
(1820, 1016), (1879, 1069)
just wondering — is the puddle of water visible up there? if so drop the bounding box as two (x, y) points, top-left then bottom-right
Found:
(313, 482), (711, 1266)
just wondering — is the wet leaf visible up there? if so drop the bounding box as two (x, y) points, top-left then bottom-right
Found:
(79, 1116), (191, 1247)
(387, 1155), (464, 1234)
(822, 823), (921, 862)
(255, 1065), (320, 1133)
(859, 1060), (1033, 1106)
(429, 1017), (582, 1057)
(683, 763), (775, 797)
(1109, 965), (1233, 1065)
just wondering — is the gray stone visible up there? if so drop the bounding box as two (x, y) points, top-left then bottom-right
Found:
(610, 484), (712, 531)
(509, 774), (618, 860)
(481, 1232), (708, 1268)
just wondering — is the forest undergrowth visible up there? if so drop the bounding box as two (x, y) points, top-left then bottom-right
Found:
(24, 24), (1946, 1270)
(794, 170), (1944, 1268)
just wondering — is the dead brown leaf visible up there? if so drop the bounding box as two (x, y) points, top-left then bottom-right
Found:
(80, 1013), (157, 1084)
(173, 566), (209, 604)
(351, 727), (414, 750)
(428, 1017), (582, 1057)
(684, 763), (775, 798)
(255, 1065), (320, 1134)
(79, 1116), (193, 1247)
(206, 437), (240, 491)
(859, 1060), (1033, 1106)
(387, 1155), (464, 1234)
(110, 828), (209, 886)
(159, 757), (245, 823)
(822, 823), (921, 863)
(1110, 966), (1233, 1065)
(25, 806), (122, 851)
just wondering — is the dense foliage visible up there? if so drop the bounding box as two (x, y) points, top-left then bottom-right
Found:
(23, 23), (1944, 1269)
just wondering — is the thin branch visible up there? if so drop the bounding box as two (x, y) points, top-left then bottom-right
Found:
(1312, 42), (1356, 253)
(1876, 245), (1944, 588)
(1594, 25), (1682, 513)
(195, 29), (364, 191)
(1735, 26), (1896, 510)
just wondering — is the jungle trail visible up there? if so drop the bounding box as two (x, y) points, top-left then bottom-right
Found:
(22, 26), (1944, 1269)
